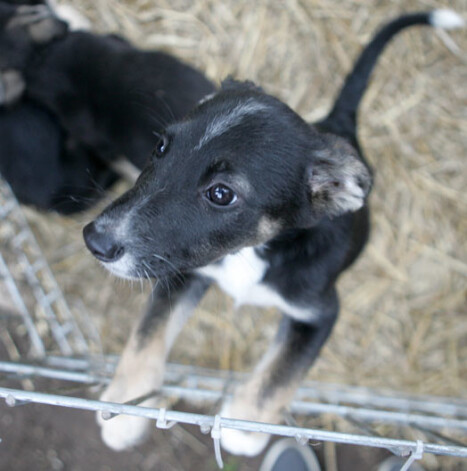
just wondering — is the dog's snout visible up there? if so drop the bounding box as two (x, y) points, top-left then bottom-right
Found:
(83, 221), (124, 263)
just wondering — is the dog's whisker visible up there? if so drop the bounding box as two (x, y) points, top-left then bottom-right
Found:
(151, 253), (184, 281)
(129, 99), (171, 130)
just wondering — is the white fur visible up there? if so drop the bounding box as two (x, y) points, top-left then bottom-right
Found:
(195, 100), (268, 150)
(219, 402), (270, 456)
(197, 247), (316, 321)
(199, 247), (267, 301)
(197, 92), (217, 105)
(334, 179), (365, 213)
(97, 371), (160, 451)
(102, 252), (136, 279)
(48, 1), (92, 31)
(429, 9), (465, 30)
(97, 412), (152, 451)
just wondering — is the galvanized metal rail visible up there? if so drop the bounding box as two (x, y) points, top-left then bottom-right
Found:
(0, 177), (98, 356)
(0, 175), (466, 469)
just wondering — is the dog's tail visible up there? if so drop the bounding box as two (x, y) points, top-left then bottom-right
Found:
(318, 9), (464, 142)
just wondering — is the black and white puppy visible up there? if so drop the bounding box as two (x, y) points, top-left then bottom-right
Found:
(83, 10), (463, 455)
(0, 1), (215, 211)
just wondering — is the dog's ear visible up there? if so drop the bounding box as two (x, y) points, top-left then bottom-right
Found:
(221, 77), (265, 94)
(303, 134), (372, 221)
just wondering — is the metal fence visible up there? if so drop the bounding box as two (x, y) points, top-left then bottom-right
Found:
(1, 176), (466, 470)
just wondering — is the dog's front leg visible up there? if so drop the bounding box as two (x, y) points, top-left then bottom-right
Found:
(97, 274), (209, 451)
(220, 293), (338, 456)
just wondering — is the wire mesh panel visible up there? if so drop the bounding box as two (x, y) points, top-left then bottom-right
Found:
(0, 175), (466, 470)
(0, 178), (101, 358)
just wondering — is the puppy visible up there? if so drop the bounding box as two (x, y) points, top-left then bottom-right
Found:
(0, 1), (215, 211)
(0, 2), (67, 104)
(83, 10), (464, 455)
(0, 2), (110, 213)
(0, 2), (215, 169)
(0, 100), (118, 213)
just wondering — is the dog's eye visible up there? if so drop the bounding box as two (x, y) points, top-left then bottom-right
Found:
(205, 184), (237, 206)
(152, 134), (170, 158)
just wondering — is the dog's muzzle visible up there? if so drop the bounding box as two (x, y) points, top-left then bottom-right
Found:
(83, 221), (125, 263)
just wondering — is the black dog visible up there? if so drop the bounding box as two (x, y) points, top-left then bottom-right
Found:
(83, 10), (463, 454)
(0, 1), (103, 214)
(0, 101), (118, 213)
(0, 2), (214, 212)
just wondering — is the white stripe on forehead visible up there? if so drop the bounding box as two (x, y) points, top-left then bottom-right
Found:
(195, 99), (268, 150)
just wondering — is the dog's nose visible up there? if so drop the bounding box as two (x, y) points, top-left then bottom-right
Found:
(83, 222), (124, 263)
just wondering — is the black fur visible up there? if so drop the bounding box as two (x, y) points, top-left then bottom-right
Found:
(0, 1), (215, 212)
(23, 31), (215, 168)
(85, 81), (371, 279)
(83, 11), (455, 454)
(319, 12), (431, 146)
(84, 11), (443, 352)
(0, 100), (117, 213)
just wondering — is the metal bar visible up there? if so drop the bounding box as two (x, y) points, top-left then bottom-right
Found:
(0, 361), (100, 384)
(1, 174), (466, 464)
(0, 177), (90, 355)
(42, 356), (467, 418)
(18, 252), (74, 356)
(1, 361), (466, 434)
(411, 424), (467, 448)
(0, 255), (45, 357)
(0, 387), (465, 459)
(147, 362), (467, 417)
(290, 400), (467, 431)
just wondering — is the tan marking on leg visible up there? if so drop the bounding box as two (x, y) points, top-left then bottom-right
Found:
(98, 298), (193, 451)
(220, 336), (304, 456)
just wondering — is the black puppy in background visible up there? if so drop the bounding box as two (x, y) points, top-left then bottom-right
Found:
(0, 101), (117, 213)
(83, 10), (463, 455)
(0, 1), (101, 214)
(0, 1), (112, 213)
(0, 1), (214, 212)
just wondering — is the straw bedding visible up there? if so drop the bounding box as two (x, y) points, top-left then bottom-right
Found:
(20, 0), (465, 434)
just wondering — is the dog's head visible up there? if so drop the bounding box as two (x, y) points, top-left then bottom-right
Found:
(83, 80), (371, 280)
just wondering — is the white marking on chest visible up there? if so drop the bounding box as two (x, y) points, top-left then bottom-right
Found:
(197, 247), (314, 320)
(198, 247), (267, 303)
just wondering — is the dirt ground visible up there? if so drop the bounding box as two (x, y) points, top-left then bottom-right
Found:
(0, 403), (393, 471)
(0, 377), (394, 471)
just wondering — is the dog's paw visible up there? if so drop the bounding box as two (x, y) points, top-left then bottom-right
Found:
(96, 379), (157, 451)
(221, 427), (270, 457)
(7, 4), (67, 43)
(0, 70), (25, 106)
(7, 4), (51, 28)
(219, 402), (271, 456)
(97, 412), (152, 451)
